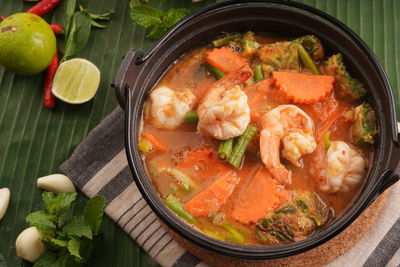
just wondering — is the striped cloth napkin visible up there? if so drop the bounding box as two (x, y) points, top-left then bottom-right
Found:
(60, 107), (400, 267)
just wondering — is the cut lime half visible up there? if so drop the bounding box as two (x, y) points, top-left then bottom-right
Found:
(52, 58), (101, 104)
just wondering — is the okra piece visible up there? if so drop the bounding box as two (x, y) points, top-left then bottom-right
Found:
(184, 110), (199, 124)
(228, 125), (257, 168)
(212, 33), (241, 47)
(205, 63), (226, 79)
(253, 64), (264, 83)
(296, 43), (320, 75)
(222, 223), (245, 244)
(165, 194), (196, 224)
(217, 138), (233, 161)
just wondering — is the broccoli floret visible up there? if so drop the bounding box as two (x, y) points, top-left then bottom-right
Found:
(353, 103), (377, 144)
(256, 192), (330, 244)
(241, 31), (259, 57)
(256, 41), (301, 76)
(322, 54), (366, 100)
(294, 35), (325, 61)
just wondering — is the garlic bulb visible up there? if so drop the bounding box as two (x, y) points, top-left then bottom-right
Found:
(0, 188), (10, 220)
(37, 174), (76, 193)
(15, 227), (46, 263)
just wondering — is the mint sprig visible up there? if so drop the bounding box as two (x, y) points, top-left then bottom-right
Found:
(25, 192), (106, 267)
(130, 0), (190, 39)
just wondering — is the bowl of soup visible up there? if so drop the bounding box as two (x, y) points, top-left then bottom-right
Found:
(114, 0), (400, 259)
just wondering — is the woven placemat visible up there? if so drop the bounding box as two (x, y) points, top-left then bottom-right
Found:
(164, 191), (388, 267)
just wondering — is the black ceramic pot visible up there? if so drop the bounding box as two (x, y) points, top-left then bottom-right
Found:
(114, 0), (400, 259)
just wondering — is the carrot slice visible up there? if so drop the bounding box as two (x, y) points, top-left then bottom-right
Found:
(141, 133), (168, 152)
(205, 47), (248, 74)
(272, 71), (334, 104)
(231, 167), (290, 225)
(184, 172), (240, 217)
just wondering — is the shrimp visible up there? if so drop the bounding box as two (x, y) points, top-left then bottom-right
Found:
(197, 66), (252, 140)
(260, 105), (316, 184)
(149, 86), (198, 130)
(311, 141), (366, 193)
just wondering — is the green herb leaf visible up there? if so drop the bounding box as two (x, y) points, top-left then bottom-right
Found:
(53, 249), (82, 267)
(51, 0), (77, 27)
(90, 20), (107, 29)
(26, 211), (57, 236)
(84, 195), (106, 235)
(61, 216), (93, 239)
(33, 252), (58, 267)
(42, 237), (69, 250)
(68, 237), (83, 261)
(163, 8), (190, 29)
(42, 192), (77, 219)
(79, 6), (114, 21)
(131, 5), (164, 28)
(62, 11), (93, 62)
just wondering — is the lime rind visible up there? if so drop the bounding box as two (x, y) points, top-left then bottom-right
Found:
(52, 58), (101, 104)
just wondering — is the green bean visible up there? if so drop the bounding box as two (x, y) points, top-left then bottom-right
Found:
(297, 43), (320, 75)
(228, 125), (257, 168)
(253, 64), (264, 83)
(217, 138), (233, 162)
(165, 194), (197, 224)
(184, 110), (199, 124)
(212, 33), (241, 47)
(137, 139), (152, 153)
(222, 223), (245, 244)
(205, 63), (226, 79)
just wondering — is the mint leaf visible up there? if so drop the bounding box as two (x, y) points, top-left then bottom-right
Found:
(147, 23), (166, 39)
(26, 211), (57, 236)
(61, 217), (92, 239)
(33, 251), (58, 267)
(42, 192), (77, 218)
(53, 249), (82, 267)
(163, 8), (190, 28)
(84, 195), (106, 235)
(68, 237), (83, 261)
(131, 5), (164, 28)
(42, 237), (69, 250)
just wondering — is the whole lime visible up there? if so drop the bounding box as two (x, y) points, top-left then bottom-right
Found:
(0, 13), (56, 76)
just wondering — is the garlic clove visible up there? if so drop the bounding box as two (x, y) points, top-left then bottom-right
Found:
(36, 174), (76, 193)
(15, 227), (46, 263)
(0, 188), (10, 220)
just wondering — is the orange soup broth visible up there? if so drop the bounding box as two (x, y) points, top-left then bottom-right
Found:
(140, 34), (371, 246)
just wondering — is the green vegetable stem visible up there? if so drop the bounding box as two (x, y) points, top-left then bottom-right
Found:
(212, 33), (241, 47)
(217, 138), (233, 162)
(222, 223), (245, 244)
(165, 194), (197, 224)
(228, 125), (257, 168)
(204, 62), (226, 79)
(253, 64), (264, 83)
(184, 110), (199, 124)
(296, 43), (320, 75)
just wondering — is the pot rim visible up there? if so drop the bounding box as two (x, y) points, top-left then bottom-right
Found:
(121, 0), (400, 260)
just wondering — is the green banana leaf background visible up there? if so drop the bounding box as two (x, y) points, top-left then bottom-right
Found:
(0, 0), (399, 266)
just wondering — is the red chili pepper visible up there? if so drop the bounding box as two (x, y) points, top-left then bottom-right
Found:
(0, 16), (6, 20)
(43, 51), (58, 109)
(50, 24), (64, 35)
(27, 0), (63, 17)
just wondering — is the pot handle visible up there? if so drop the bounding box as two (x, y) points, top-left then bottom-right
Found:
(373, 122), (400, 197)
(114, 48), (143, 109)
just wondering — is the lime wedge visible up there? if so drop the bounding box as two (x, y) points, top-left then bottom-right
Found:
(52, 58), (100, 104)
